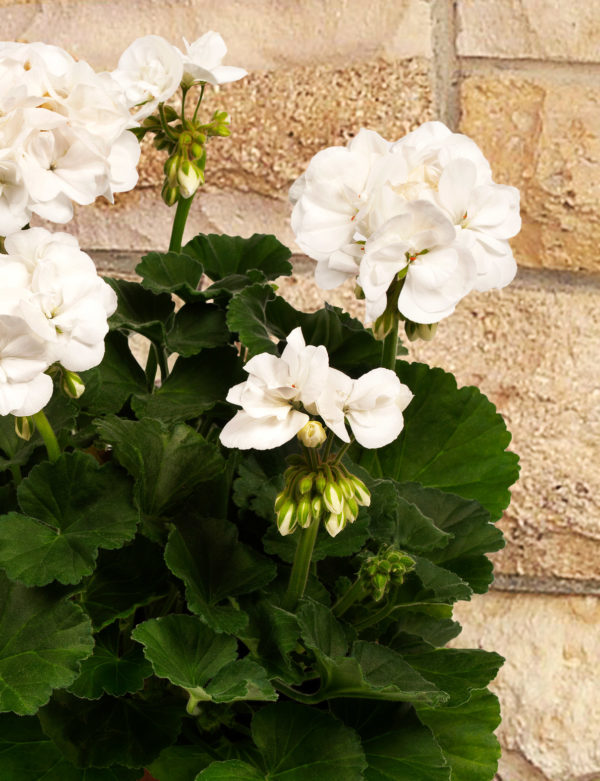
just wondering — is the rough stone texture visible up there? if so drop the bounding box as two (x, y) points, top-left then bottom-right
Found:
(451, 592), (600, 781)
(457, 0), (600, 62)
(276, 261), (600, 581)
(139, 57), (434, 196)
(0, 0), (432, 69)
(460, 72), (600, 273)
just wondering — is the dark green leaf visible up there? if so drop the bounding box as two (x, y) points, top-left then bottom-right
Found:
(184, 233), (292, 283)
(385, 611), (461, 651)
(0, 713), (139, 781)
(360, 362), (519, 519)
(131, 347), (243, 424)
(297, 598), (350, 659)
(233, 454), (284, 521)
(79, 536), (170, 630)
(78, 331), (147, 415)
(250, 702), (366, 780)
(136, 251), (204, 301)
(395, 484), (504, 594)
(416, 688), (502, 781)
(368, 479), (452, 553)
(166, 303), (229, 356)
(404, 648), (503, 707)
(412, 557), (473, 604)
(95, 417), (225, 519)
(106, 277), (174, 342)
(239, 600), (301, 682)
(0, 452), (138, 586)
(205, 658), (277, 703)
(149, 745), (213, 781)
(68, 623), (152, 699)
(0, 571), (94, 715)
(39, 691), (182, 769)
(197, 760), (262, 780)
(132, 614), (237, 699)
(164, 516), (277, 633)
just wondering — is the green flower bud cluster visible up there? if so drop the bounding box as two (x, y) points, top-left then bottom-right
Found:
(162, 121), (208, 204)
(274, 457), (371, 538)
(360, 547), (415, 602)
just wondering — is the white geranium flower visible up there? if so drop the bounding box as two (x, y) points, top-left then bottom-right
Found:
(178, 32), (247, 87)
(0, 313), (53, 417)
(220, 327), (329, 450)
(112, 35), (183, 120)
(316, 367), (413, 448)
(289, 129), (391, 288)
(2, 228), (117, 372)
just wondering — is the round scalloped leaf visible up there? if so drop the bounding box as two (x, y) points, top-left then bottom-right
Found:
(0, 572), (94, 715)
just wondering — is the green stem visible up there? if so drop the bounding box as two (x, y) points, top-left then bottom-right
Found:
(332, 439), (353, 465)
(192, 83), (206, 123)
(158, 103), (178, 141)
(283, 519), (320, 611)
(321, 430), (335, 462)
(145, 344), (158, 390)
(10, 464), (21, 487)
(32, 410), (61, 463)
(272, 679), (319, 705)
(168, 194), (194, 253)
(154, 343), (170, 383)
(180, 85), (189, 119)
(381, 322), (399, 370)
(302, 444), (318, 471)
(332, 578), (368, 618)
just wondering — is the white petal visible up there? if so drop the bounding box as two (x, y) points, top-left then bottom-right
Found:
(220, 408), (308, 450)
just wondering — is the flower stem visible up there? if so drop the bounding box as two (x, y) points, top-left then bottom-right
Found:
(283, 519), (320, 611)
(192, 83), (206, 123)
(168, 194), (194, 253)
(154, 342), (170, 383)
(10, 464), (21, 487)
(381, 322), (399, 371)
(158, 103), (178, 141)
(32, 410), (61, 463)
(332, 578), (368, 617)
(145, 345), (158, 390)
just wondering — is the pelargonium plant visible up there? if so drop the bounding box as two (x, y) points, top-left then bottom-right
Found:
(0, 32), (519, 781)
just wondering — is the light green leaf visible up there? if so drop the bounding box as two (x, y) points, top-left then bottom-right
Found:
(164, 517), (277, 633)
(416, 688), (502, 781)
(205, 658), (277, 703)
(196, 760), (262, 780)
(360, 362), (519, 520)
(0, 452), (138, 587)
(0, 571), (94, 715)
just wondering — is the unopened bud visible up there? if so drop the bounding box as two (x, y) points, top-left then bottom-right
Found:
(297, 420), (327, 448)
(351, 476), (371, 507)
(296, 496), (312, 528)
(354, 284), (365, 300)
(315, 471), (327, 494)
(161, 181), (179, 207)
(177, 160), (202, 199)
(14, 416), (33, 441)
(310, 494), (324, 520)
(405, 320), (438, 342)
(323, 480), (344, 515)
(325, 512), (345, 538)
(277, 499), (297, 536)
(339, 477), (354, 501)
(190, 142), (204, 160)
(164, 154), (180, 186)
(345, 496), (359, 521)
(61, 369), (85, 399)
(274, 491), (288, 512)
(161, 105), (179, 122)
(373, 308), (398, 341)
(298, 472), (315, 495)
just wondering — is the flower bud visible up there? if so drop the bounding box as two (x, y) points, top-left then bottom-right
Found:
(162, 105), (179, 122)
(323, 480), (344, 515)
(405, 320), (438, 342)
(315, 471), (327, 494)
(277, 498), (297, 536)
(310, 494), (324, 520)
(14, 416), (33, 441)
(325, 512), (345, 538)
(177, 160), (202, 199)
(296, 496), (312, 528)
(164, 154), (180, 186)
(345, 496), (359, 521)
(190, 142), (204, 160)
(339, 477), (355, 501)
(61, 369), (85, 399)
(373, 308), (397, 341)
(297, 420), (327, 448)
(354, 283), (365, 300)
(274, 490), (288, 512)
(161, 181), (179, 207)
(350, 476), (371, 507)
(298, 472), (315, 495)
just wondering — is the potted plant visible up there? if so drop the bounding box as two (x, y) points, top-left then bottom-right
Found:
(0, 33), (519, 781)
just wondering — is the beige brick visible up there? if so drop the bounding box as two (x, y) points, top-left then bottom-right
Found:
(460, 73), (600, 272)
(140, 57), (434, 196)
(3, 0), (432, 69)
(457, 0), (600, 62)
(277, 263), (600, 581)
(451, 592), (600, 781)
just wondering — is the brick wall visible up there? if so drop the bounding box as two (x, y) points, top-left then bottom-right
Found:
(4, 1), (599, 778)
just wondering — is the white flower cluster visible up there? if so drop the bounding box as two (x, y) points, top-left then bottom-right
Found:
(0, 228), (117, 416)
(112, 32), (247, 121)
(0, 41), (140, 234)
(290, 122), (521, 325)
(220, 328), (413, 451)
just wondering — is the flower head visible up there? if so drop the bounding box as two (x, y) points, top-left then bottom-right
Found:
(179, 32), (247, 87)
